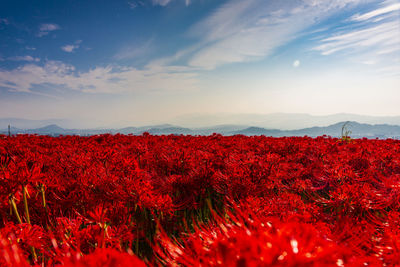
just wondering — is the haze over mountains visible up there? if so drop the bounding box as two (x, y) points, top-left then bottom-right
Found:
(171, 113), (400, 130)
(1, 113), (400, 139)
(2, 113), (400, 130)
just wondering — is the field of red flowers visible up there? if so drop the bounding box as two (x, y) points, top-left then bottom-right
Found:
(1, 133), (400, 266)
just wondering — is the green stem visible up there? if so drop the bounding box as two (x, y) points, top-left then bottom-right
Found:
(30, 246), (38, 264)
(9, 195), (22, 224)
(41, 184), (46, 209)
(135, 226), (139, 256)
(22, 185), (38, 263)
(23, 186), (31, 224)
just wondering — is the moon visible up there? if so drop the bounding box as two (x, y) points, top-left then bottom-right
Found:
(293, 60), (300, 67)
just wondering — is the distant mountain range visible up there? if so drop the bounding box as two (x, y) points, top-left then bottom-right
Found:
(1, 121), (400, 139)
(171, 113), (400, 130)
(2, 113), (400, 130)
(0, 118), (72, 129)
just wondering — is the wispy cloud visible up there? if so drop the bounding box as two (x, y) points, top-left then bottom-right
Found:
(152, 0), (172, 6)
(362, 60), (376, 65)
(127, 1), (145, 9)
(61, 40), (82, 53)
(314, 21), (399, 55)
(0, 18), (9, 25)
(114, 39), (154, 60)
(39, 23), (60, 32)
(0, 18), (9, 31)
(8, 55), (40, 62)
(313, 1), (399, 75)
(150, 0), (190, 7)
(37, 23), (60, 37)
(61, 45), (78, 53)
(172, 0), (368, 70)
(0, 60), (198, 94)
(128, 1), (138, 9)
(25, 46), (36, 51)
(351, 3), (400, 21)
(377, 64), (400, 77)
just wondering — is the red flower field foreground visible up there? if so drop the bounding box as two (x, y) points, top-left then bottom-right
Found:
(1, 134), (400, 266)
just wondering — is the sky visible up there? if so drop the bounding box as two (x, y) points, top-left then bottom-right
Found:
(0, 0), (399, 127)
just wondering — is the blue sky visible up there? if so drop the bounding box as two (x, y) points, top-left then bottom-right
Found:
(0, 0), (399, 127)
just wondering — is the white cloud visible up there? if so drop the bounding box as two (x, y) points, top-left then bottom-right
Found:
(150, 0), (190, 6)
(128, 1), (138, 9)
(114, 39), (153, 60)
(127, 1), (146, 9)
(351, 3), (400, 21)
(39, 23), (59, 31)
(180, 0), (368, 70)
(152, 0), (172, 6)
(61, 40), (82, 53)
(377, 64), (400, 77)
(362, 60), (376, 65)
(314, 21), (399, 55)
(37, 23), (60, 37)
(0, 60), (198, 94)
(293, 60), (300, 67)
(61, 44), (78, 53)
(313, 2), (400, 76)
(0, 18), (9, 25)
(8, 56), (40, 62)
(25, 46), (36, 51)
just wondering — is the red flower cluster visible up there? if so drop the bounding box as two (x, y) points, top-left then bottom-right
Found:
(0, 134), (400, 266)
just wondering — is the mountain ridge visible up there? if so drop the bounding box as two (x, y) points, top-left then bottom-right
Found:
(1, 121), (400, 139)
(2, 113), (400, 130)
(171, 113), (400, 129)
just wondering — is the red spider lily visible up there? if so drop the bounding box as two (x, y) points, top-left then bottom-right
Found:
(0, 233), (31, 267)
(155, 202), (378, 266)
(57, 248), (146, 267)
(0, 134), (399, 265)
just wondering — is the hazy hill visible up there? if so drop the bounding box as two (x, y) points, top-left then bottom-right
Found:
(1, 121), (400, 138)
(233, 127), (282, 136)
(172, 113), (400, 130)
(0, 118), (72, 129)
(30, 124), (68, 135)
(231, 122), (400, 138)
(2, 113), (400, 130)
